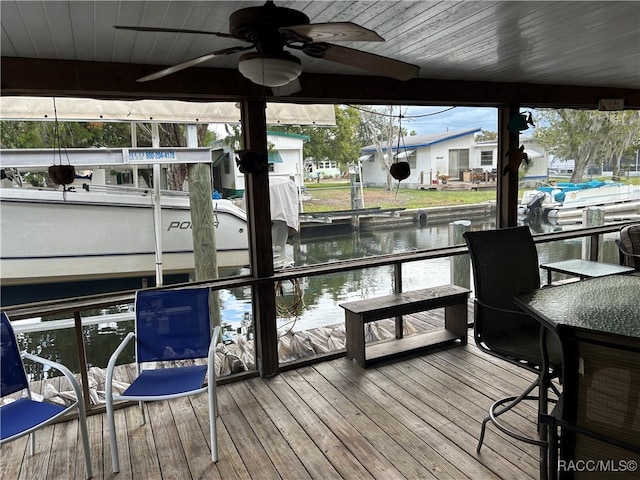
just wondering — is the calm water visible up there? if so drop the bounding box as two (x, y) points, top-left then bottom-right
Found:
(15, 217), (621, 374)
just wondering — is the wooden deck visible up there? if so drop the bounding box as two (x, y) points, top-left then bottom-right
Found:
(1, 309), (546, 480)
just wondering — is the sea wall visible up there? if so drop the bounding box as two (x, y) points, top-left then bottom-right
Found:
(361, 201), (496, 230)
(300, 201), (496, 237)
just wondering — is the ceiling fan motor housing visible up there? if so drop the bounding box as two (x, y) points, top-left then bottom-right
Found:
(229, 2), (310, 46)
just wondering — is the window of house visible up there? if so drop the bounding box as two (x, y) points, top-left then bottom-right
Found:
(224, 157), (230, 174)
(480, 151), (493, 166)
(319, 160), (337, 169)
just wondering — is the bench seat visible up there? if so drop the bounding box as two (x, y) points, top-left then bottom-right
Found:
(340, 285), (470, 368)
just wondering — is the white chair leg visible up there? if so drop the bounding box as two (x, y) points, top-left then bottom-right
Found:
(209, 381), (218, 462)
(105, 389), (120, 473)
(29, 432), (35, 456)
(76, 400), (94, 479)
(139, 400), (146, 425)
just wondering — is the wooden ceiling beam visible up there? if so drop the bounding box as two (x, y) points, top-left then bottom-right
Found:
(3, 57), (640, 109)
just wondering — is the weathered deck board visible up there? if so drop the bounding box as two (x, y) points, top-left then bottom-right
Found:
(1, 307), (546, 480)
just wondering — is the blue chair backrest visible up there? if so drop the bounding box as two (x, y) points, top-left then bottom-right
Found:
(134, 288), (212, 363)
(1, 312), (29, 398)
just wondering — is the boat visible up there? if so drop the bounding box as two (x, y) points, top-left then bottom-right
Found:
(0, 183), (250, 289)
(519, 180), (640, 222)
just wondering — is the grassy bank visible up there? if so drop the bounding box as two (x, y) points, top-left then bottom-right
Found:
(302, 182), (496, 212)
(301, 175), (640, 213)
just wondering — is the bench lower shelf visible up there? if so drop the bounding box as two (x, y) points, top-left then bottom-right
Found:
(363, 329), (464, 367)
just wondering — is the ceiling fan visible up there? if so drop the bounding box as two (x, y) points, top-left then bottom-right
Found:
(114, 1), (420, 90)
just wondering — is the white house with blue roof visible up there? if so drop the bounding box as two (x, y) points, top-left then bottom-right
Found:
(359, 129), (481, 188)
(360, 129), (550, 188)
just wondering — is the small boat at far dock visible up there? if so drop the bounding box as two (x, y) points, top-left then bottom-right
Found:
(519, 180), (640, 223)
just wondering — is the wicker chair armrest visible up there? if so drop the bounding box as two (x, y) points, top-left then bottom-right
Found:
(617, 239), (640, 258)
(474, 298), (530, 317)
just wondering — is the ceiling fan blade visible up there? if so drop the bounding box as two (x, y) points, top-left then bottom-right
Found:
(137, 46), (251, 82)
(114, 25), (235, 38)
(302, 43), (419, 81)
(281, 22), (384, 43)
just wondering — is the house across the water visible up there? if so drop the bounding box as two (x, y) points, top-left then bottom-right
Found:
(212, 131), (310, 199)
(359, 130), (549, 188)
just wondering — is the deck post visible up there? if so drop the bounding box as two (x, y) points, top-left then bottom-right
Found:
(241, 98), (279, 377)
(449, 220), (471, 288)
(581, 207), (604, 261)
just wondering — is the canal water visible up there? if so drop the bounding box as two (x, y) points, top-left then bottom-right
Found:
(14, 217), (621, 374)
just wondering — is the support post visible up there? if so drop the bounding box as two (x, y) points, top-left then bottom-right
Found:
(241, 98), (278, 377)
(394, 263), (403, 339)
(186, 124), (221, 326)
(151, 123), (163, 286)
(581, 207), (605, 260)
(497, 104), (520, 228)
(449, 220), (471, 288)
(73, 311), (91, 412)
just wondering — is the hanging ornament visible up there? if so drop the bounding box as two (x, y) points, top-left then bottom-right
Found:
(47, 98), (76, 198)
(507, 111), (536, 133)
(390, 161), (411, 181)
(391, 108), (411, 197)
(236, 149), (268, 174)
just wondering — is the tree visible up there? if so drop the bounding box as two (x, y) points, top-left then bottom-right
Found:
(475, 130), (497, 142)
(1, 120), (215, 190)
(358, 105), (406, 190)
(534, 109), (640, 183)
(0, 120), (133, 149)
(269, 105), (361, 172)
(135, 123), (214, 190)
(603, 111), (640, 179)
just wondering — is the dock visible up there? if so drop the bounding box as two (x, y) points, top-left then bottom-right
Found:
(1, 307), (542, 480)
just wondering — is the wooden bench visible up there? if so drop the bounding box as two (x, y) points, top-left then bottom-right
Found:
(340, 285), (470, 368)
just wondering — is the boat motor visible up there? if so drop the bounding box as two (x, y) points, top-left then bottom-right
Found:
(524, 191), (547, 216)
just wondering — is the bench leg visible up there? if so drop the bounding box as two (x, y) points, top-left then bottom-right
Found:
(444, 302), (468, 345)
(345, 312), (366, 367)
(395, 315), (403, 339)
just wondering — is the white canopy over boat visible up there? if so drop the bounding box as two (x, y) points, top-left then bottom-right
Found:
(0, 96), (336, 125)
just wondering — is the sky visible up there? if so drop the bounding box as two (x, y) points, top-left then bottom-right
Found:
(400, 106), (498, 135)
(212, 104), (539, 138)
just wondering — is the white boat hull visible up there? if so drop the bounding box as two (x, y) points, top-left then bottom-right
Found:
(0, 187), (249, 286)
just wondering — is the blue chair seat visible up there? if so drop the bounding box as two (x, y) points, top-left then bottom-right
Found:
(1, 398), (66, 440)
(1, 311), (93, 478)
(123, 365), (207, 397)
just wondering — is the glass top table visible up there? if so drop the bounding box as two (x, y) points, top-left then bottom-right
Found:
(539, 258), (634, 285)
(514, 274), (640, 339)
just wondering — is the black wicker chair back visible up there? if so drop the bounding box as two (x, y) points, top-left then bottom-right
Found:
(464, 226), (562, 373)
(464, 226), (563, 459)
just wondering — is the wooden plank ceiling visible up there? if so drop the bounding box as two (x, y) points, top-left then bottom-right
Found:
(1, 1), (639, 107)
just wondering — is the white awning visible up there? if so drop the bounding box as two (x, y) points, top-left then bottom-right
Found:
(524, 148), (544, 159)
(394, 149), (415, 159)
(358, 153), (374, 161)
(0, 97), (336, 126)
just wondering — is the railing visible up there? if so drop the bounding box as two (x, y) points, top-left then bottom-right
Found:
(3, 222), (630, 414)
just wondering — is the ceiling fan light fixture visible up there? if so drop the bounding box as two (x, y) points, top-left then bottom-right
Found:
(238, 51), (302, 87)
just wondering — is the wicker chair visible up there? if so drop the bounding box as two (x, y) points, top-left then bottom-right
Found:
(543, 330), (640, 479)
(616, 223), (640, 271)
(464, 226), (563, 453)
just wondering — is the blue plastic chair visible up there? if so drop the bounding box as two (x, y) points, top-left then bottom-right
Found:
(105, 287), (220, 473)
(0, 311), (93, 478)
